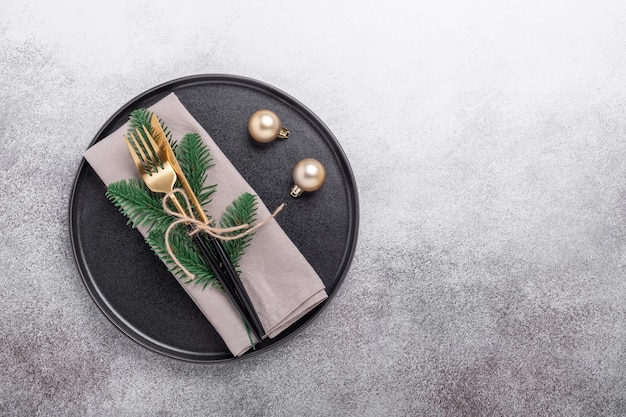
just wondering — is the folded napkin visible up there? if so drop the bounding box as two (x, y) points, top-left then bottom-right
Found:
(84, 93), (328, 356)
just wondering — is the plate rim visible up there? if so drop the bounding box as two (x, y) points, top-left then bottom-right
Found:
(69, 74), (359, 362)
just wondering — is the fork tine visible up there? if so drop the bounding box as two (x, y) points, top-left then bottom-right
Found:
(140, 125), (164, 163)
(136, 127), (162, 171)
(123, 134), (147, 176)
(129, 130), (157, 173)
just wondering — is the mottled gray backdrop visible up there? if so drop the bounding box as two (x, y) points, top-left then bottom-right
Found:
(2, 1), (626, 416)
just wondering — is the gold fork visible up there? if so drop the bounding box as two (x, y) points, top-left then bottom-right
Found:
(124, 127), (187, 215)
(123, 125), (263, 340)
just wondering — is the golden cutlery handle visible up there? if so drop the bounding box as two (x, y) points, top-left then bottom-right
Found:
(168, 194), (190, 218)
(173, 170), (209, 224)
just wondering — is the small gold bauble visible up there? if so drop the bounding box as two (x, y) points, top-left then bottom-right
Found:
(291, 158), (326, 197)
(248, 109), (290, 143)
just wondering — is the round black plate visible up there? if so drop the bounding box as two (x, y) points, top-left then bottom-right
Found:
(69, 74), (359, 362)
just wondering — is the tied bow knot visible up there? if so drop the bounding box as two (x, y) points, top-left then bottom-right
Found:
(162, 188), (284, 280)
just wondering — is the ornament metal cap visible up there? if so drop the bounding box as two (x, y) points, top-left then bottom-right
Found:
(248, 109), (290, 143)
(290, 158), (326, 197)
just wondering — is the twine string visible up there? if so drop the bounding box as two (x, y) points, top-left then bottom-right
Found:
(162, 188), (284, 280)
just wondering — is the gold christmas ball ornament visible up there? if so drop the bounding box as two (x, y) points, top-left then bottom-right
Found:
(290, 158), (326, 197)
(248, 109), (290, 143)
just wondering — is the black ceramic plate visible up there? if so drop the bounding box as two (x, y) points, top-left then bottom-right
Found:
(69, 75), (359, 362)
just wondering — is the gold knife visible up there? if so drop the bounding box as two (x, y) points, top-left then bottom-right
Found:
(150, 114), (209, 224)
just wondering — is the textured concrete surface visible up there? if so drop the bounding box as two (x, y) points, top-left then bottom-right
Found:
(3, 1), (626, 416)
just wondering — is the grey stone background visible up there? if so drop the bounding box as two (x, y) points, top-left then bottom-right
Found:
(2, 1), (626, 416)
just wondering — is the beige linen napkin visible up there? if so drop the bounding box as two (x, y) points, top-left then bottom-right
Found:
(84, 93), (328, 356)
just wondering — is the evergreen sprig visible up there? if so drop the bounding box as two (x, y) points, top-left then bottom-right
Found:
(106, 178), (173, 231)
(105, 114), (258, 292)
(146, 226), (219, 290)
(177, 133), (216, 212)
(128, 108), (176, 151)
(219, 192), (258, 269)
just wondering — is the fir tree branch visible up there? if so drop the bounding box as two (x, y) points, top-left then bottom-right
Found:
(128, 108), (176, 151)
(106, 178), (174, 231)
(218, 192), (258, 268)
(107, 111), (258, 295)
(146, 226), (220, 289)
(176, 133), (216, 210)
